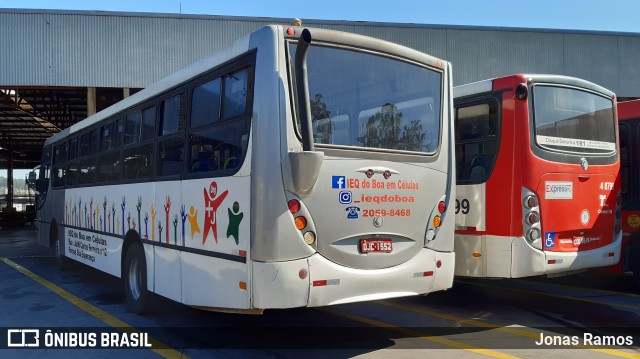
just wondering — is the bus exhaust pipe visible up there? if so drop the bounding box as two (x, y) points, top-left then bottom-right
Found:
(290, 28), (323, 196)
(294, 28), (314, 152)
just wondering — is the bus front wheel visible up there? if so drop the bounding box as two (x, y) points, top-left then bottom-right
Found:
(124, 243), (149, 315)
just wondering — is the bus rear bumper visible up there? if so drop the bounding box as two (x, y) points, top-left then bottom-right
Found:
(454, 233), (622, 278)
(251, 248), (455, 309)
(307, 248), (455, 307)
(513, 232), (622, 277)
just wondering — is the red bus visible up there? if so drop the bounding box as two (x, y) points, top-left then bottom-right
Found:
(613, 99), (640, 285)
(454, 74), (622, 278)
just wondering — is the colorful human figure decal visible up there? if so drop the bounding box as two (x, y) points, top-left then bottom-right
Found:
(103, 198), (107, 232)
(203, 181), (228, 245)
(90, 198), (94, 229)
(150, 205), (157, 241)
(164, 196), (171, 244)
(187, 206), (200, 240)
(111, 204), (116, 234)
(173, 214), (178, 245)
(144, 212), (149, 240)
(180, 205), (187, 246)
(136, 197), (142, 236)
(227, 201), (244, 245)
(121, 197), (126, 235)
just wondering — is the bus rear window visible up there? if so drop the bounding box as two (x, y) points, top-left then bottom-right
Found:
(533, 85), (616, 154)
(289, 43), (442, 153)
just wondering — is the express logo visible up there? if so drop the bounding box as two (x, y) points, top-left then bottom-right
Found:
(339, 191), (352, 204)
(544, 181), (573, 200)
(546, 185), (571, 193)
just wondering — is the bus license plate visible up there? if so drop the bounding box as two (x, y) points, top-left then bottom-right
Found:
(360, 239), (392, 253)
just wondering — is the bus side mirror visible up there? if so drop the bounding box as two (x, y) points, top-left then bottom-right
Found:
(27, 171), (37, 190)
(289, 151), (324, 196)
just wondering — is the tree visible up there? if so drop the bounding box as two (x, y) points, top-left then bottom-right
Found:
(357, 103), (428, 152)
(310, 93), (333, 144)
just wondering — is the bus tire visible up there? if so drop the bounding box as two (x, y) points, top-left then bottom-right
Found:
(124, 242), (149, 315)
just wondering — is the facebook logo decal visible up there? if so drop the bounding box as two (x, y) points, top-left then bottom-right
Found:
(544, 232), (556, 249)
(332, 176), (346, 189)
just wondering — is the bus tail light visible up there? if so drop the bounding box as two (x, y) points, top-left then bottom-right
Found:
(303, 231), (316, 245)
(287, 194), (317, 248)
(526, 211), (540, 225)
(425, 195), (448, 245)
(299, 268), (308, 279)
(526, 228), (541, 241)
(288, 199), (301, 214)
(425, 229), (435, 241)
(522, 188), (542, 249)
(295, 216), (307, 230)
(523, 195), (538, 209)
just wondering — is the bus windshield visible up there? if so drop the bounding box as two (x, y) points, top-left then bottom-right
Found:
(289, 43), (442, 153)
(533, 85), (616, 155)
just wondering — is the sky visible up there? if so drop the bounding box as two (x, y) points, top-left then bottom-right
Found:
(1, 0), (639, 33)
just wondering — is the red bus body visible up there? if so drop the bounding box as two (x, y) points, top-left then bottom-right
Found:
(454, 74), (621, 278)
(608, 99), (640, 284)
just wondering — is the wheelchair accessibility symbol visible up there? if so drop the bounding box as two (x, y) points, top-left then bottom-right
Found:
(544, 232), (556, 249)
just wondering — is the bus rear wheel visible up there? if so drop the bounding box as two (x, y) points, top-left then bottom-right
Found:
(124, 242), (149, 315)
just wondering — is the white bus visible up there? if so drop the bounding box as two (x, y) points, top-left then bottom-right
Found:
(32, 24), (456, 314)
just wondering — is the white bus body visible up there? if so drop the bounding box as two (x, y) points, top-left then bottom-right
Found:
(33, 25), (456, 313)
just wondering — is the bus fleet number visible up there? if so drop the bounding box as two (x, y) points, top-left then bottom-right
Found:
(599, 182), (614, 191)
(455, 199), (470, 214)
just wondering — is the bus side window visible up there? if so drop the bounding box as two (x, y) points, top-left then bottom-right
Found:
(52, 142), (68, 187)
(125, 111), (142, 144)
(124, 144), (153, 180)
(158, 93), (186, 177)
(455, 101), (499, 183)
(188, 67), (250, 176)
(35, 148), (51, 210)
(222, 69), (248, 120)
